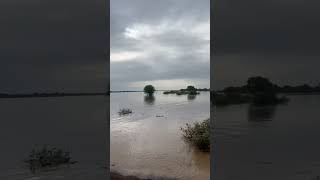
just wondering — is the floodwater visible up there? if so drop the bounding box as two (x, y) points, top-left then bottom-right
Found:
(0, 96), (107, 180)
(214, 95), (320, 180)
(110, 92), (210, 180)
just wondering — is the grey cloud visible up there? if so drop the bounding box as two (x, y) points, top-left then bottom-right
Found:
(111, 0), (210, 90)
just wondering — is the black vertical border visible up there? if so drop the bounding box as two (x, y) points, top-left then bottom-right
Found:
(210, 0), (216, 179)
(105, 0), (110, 179)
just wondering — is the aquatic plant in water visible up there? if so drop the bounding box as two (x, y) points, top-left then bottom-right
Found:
(181, 119), (210, 152)
(118, 108), (133, 115)
(24, 145), (77, 173)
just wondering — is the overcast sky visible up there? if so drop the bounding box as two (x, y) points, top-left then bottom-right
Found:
(0, 0), (107, 93)
(111, 0), (210, 91)
(213, 0), (320, 90)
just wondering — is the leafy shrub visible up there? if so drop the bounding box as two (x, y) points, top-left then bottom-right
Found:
(181, 119), (210, 152)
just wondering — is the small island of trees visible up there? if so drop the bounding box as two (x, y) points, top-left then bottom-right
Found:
(163, 85), (203, 95)
(213, 76), (295, 106)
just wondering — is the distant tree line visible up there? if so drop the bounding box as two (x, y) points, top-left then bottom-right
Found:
(162, 85), (207, 95)
(213, 76), (295, 106)
(221, 77), (320, 94)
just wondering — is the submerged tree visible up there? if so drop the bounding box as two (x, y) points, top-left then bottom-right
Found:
(144, 85), (155, 96)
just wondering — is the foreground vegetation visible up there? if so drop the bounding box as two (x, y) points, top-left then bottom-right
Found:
(181, 119), (210, 152)
(24, 145), (77, 172)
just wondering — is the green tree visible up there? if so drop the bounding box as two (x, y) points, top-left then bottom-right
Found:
(144, 85), (155, 96)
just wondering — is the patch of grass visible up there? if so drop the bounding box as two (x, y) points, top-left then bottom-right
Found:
(24, 145), (77, 173)
(118, 108), (133, 116)
(181, 119), (210, 152)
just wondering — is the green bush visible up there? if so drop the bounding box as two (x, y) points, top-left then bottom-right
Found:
(181, 119), (210, 152)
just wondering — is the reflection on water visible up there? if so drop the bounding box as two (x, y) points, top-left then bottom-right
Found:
(248, 104), (276, 122)
(214, 95), (320, 180)
(111, 92), (210, 180)
(187, 94), (197, 101)
(144, 95), (155, 105)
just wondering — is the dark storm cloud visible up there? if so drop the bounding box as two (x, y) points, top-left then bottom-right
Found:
(213, 0), (320, 89)
(0, 0), (107, 93)
(111, 0), (210, 90)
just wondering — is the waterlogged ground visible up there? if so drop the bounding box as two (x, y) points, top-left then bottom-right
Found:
(214, 95), (320, 180)
(110, 92), (210, 180)
(0, 96), (107, 180)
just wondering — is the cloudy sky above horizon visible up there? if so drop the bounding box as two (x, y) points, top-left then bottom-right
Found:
(111, 0), (210, 91)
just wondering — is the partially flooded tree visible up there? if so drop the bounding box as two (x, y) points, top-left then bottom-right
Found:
(144, 85), (155, 96)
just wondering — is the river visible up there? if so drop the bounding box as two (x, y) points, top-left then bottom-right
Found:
(110, 91), (210, 180)
(0, 96), (107, 180)
(214, 94), (320, 180)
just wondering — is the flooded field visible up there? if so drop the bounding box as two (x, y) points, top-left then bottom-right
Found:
(0, 96), (107, 180)
(214, 95), (320, 180)
(110, 92), (210, 180)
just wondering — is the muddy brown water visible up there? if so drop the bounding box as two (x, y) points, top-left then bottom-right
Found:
(214, 95), (320, 180)
(111, 92), (210, 180)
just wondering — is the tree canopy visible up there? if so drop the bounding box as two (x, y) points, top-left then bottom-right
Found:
(144, 85), (155, 95)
